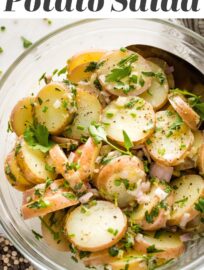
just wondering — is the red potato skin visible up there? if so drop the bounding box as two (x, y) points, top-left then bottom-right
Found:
(21, 179), (79, 220)
(82, 249), (116, 266)
(134, 238), (185, 260)
(49, 138), (100, 193)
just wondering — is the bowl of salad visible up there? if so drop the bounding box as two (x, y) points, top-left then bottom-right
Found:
(0, 19), (204, 270)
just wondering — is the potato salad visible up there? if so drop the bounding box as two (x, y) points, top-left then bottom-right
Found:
(4, 48), (204, 270)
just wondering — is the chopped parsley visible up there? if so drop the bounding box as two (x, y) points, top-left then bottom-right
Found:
(147, 244), (164, 253)
(175, 197), (188, 207)
(0, 26), (6, 32)
(63, 192), (77, 200)
(57, 66), (67, 76)
(0, 47), (3, 54)
(28, 198), (50, 209)
(195, 198), (204, 213)
(79, 251), (91, 259)
(145, 206), (159, 224)
(166, 114), (183, 137)
(142, 71), (165, 85)
(85, 61), (104, 72)
(107, 228), (118, 236)
(45, 164), (55, 173)
(66, 162), (80, 172)
(93, 78), (102, 91)
(108, 246), (119, 257)
(42, 106), (48, 113)
(106, 65), (132, 83)
(158, 148), (166, 156)
(32, 230), (43, 240)
(120, 47), (127, 52)
(21, 37), (32, 49)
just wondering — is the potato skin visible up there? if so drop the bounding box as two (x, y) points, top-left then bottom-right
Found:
(168, 175), (204, 227)
(168, 93), (200, 131)
(16, 138), (56, 184)
(65, 201), (127, 252)
(4, 151), (33, 191)
(96, 155), (146, 208)
(197, 144), (204, 174)
(34, 82), (76, 135)
(10, 97), (34, 136)
(134, 232), (185, 260)
(21, 179), (79, 220)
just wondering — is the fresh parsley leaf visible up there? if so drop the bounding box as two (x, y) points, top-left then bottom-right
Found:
(32, 230), (43, 240)
(24, 123), (53, 153)
(166, 114), (183, 137)
(106, 66), (132, 83)
(123, 130), (133, 152)
(145, 207), (159, 224)
(21, 37), (32, 49)
(147, 244), (164, 253)
(85, 62), (98, 72)
(195, 198), (204, 213)
(118, 54), (138, 67)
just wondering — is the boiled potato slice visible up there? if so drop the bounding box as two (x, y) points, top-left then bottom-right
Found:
(68, 63), (93, 84)
(4, 151), (33, 191)
(96, 155), (146, 208)
(146, 110), (194, 166)
(168, 93), (201, 131)
(35, 82), (76, 135)
(130, 181), (174, 231)
(10, 97), (34, 136)
(168, 175), (204, 227)
(49, 138), (100, 193)
(185, 214), (204, 233)
(134, 231), (185, 260)
(110, 254), (148, 270)
(197, 144), (204, 175)
(41, 210), (69, 251)
(140, 61), (169, 110)
(97, 50), (152, 96)
(64, 89), (102, 140)
(65, 200), (127, 252)
(68, 50), (105, 73)
(16, 138), (56, 184)
(147, 57), (175, 89)
(189, 130), (204, 160)
(102, 96), (155, 146)
(22, 179), (79, 219)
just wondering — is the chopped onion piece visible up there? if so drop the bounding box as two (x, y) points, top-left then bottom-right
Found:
(150, 163), (173, 182)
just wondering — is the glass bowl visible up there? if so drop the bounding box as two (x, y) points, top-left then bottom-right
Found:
(0, 19), (204, 270)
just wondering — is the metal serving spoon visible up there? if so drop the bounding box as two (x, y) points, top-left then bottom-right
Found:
(126, 44), (204, 99)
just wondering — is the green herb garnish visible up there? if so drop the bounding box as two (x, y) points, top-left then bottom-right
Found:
(32, 230), (43, 240)
(195, 198), (204, 213)
(147, 244), (164, 253)
(21, 37), (32, 49)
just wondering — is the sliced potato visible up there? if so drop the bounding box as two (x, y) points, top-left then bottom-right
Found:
(97, 50), (152, 96)
(10, 97), (34, 136)
(102, 96), (155, 146)
(35, 82), (76, 135)
(176, 130), (204, 171)
(68, 50), (105, 73)
(146, 110), (194, 166)
(16, 138), (56, 184)
(110, 254), (148, 270)
(130, 181), (174, 231)
(197, 144), (204, 175)
(51, 136), (79, 150)
(49, 138), (100, 193)
(4, 151), (33, 191)
(168, 93), (201, 131)
(134, 231), (185, 260)
(96, 155), (146, 208)
(64, 89), (102, 140)
(140, 61), (169, 110)
(65, 200), (127, 252)
(168, 175), (204, 227)
(147, 57), (175, 89)
(41, 210), (69, 251)
(21, 179), (79, 219)
(185, 214), (204, 233)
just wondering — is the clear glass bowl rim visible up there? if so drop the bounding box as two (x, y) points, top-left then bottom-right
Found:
(1, 18), (204, 270)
